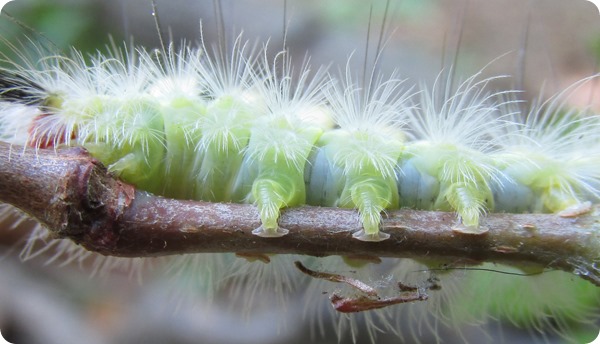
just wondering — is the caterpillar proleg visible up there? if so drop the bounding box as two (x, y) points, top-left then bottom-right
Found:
(1, 0), (600, 343)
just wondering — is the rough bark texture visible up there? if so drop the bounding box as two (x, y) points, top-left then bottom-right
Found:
(1, 141), (599, 286)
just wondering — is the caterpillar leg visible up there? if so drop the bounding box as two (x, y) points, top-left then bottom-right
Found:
(544, 187), (593, 217)
(558, 201), (592, 217)
(94, 144), (164, 194)
(251, 176), (294, 238)
(245, 123), (322, 238)
(346, 177), (395, 242)
(195, 96), (257, 202)
(444, 182), (492, 234)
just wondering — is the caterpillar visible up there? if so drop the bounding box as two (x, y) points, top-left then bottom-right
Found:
(0, 0), (599, 343)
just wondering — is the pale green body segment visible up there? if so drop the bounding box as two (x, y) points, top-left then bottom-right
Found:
(194, 95), (260, 202)
(238, 115), (323, 237)
(396, 71), (514, 232)
(75, 97), (168, 196)
(159, 97), (206, 199)
(314, 129), (403, 241)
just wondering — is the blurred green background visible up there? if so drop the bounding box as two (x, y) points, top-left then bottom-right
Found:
(1, 0), (599, 102)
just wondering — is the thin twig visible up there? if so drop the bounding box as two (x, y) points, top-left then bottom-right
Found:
(1, 141), (599, 286)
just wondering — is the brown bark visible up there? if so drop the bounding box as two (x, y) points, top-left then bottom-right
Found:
(1, 141), (599, 286)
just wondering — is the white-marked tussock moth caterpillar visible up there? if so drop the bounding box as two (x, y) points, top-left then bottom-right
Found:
(0, 0), (599, 343)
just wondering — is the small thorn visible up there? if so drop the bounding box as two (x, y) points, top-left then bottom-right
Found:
(452, 224), (489, 235)
(521, 223), (537, 232)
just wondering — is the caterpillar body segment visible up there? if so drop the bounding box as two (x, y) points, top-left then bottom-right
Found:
(191, 37), (267, 203)
(492, 76), (600, 216)
(310, 128), (404, 242)
(103, 100), (167, 195)
(242, 114), (324, 237)
(238, 54), (331, 237)
(191, 84), (261, 202)
(399, 72), (515, 233)
(145, 46), (207, 199)
(306, 69), (413, 241)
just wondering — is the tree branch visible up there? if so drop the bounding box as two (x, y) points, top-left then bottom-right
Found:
(1, 141), (599, 286)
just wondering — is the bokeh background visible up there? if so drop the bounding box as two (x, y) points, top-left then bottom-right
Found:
(2, 0), (599, 105)
(0, 0), (599, 343)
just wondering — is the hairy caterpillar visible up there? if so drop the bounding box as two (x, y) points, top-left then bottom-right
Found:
(0, 0), (600, 343)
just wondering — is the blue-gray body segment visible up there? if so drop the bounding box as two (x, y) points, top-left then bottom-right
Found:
(396, 158), (440, 210)
(490, 172), (537, 213)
